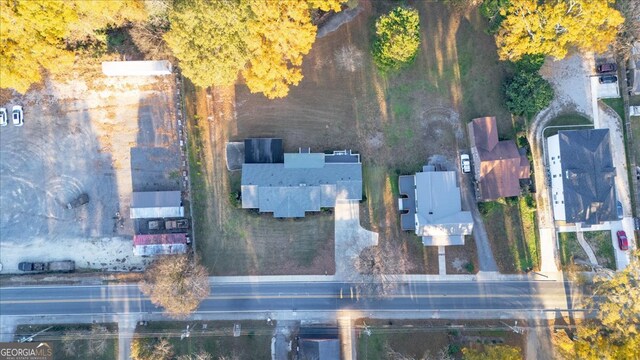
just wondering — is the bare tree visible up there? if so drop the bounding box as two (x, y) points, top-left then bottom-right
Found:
(87, 324), (109, 355)
(614, 0), (640, 59)
(61, 330), (83, 357)
(139, 254), (210, 318)
(354, 243), (416, 297)
(178, 351), (213, 360)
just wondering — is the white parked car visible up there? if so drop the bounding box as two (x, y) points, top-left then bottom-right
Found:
(0, 108), (7, 126)
(460, 154), (471, 174)
(12, 105), (23, 126)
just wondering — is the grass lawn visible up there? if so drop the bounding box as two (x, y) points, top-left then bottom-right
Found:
(558, 232), (588, 266)
(583, 231), (615, 270)
(357, 319), (525, 360)
(479, 198), (539, 273)
(543, 114), (593, 138)
(601, 98), (625, 120)
(14, 323), (117, 360)
(133, 321), (272, 360)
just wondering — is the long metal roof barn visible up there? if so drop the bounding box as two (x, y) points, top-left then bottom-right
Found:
(102, 60), (172, 76)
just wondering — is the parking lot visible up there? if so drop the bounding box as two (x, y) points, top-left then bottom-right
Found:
(0, 74), (181, 273)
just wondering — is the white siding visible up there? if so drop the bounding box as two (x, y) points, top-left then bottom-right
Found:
(102, 60), (172, 76)
(547, 135), (566, 221)
(130, 206), (184, 219)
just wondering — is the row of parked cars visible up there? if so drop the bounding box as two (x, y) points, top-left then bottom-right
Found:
(0, 106), (24, 126)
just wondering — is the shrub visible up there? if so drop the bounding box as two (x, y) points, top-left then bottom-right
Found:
(372, 7), (421, 71)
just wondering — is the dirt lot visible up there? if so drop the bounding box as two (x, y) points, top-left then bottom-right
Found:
(0, 68), (181, 273)
(193, 1), (514, 275)
(356, 319), (526, 360)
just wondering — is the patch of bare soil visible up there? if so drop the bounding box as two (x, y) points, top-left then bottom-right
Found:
(446, 236), (480, 274)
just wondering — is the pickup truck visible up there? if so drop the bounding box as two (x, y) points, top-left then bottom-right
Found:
(18, 260), (75, 273)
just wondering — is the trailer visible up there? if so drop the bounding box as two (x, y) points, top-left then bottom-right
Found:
(18, 260), (75, 273)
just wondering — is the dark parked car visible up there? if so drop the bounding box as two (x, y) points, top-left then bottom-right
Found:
(596, 63), (617, 73)
(616, 230), (629, 251)
(617, 201), (623, 219)
(599, 75), (618, 84)
(66, 193), (89, 209)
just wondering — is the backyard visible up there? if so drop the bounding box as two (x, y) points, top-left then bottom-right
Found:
(189, 1), (518, 275)
(357, 319), (526, 360)
(14, 323), (118, 360)
(133, 321), (272, 360)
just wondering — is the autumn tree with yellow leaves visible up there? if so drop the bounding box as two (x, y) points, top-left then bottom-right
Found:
(495, 0), (624, 61)
(553, 250), (640, 359)
(0, 0), (147, 93)
(164, 0), (345, 98)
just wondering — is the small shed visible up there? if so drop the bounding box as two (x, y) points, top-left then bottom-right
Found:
(102, 60), (172, 76)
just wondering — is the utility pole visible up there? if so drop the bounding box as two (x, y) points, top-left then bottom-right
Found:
(19, 326), (53, 343)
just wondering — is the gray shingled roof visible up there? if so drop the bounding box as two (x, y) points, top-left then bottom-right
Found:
(241, 153), (362, 218)
(558, 129), (617, 224)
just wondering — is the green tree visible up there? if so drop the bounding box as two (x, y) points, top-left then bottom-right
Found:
(0, 0), (147, 93)
(139, 254), (210, 318)
(372, 6), (421, 71)
(495, 0), (624, 61)
(554, 251), (640, 360)
(164, 0), (248, 87)
(462, 345), (522, 360)
(479, 0), (511, 34)
(504, 70), (554, 118)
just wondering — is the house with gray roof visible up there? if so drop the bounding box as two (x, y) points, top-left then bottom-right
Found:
(399, 166), (473, 246)
(241, 146), (362, 218)
(547, 129), (617, 224)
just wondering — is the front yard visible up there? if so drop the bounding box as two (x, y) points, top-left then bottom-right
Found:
(479, 196), (540, 273)
(14, 323), (118, 360)
(357, 319), (526, 360)
(132, 321), (272, 360)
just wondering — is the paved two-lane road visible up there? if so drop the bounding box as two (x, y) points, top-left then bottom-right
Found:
(0, 280), (572, 318)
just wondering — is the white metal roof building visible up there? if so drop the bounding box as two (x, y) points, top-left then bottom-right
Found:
(102, 60), (172, 76)
(130, 191), (184, 219)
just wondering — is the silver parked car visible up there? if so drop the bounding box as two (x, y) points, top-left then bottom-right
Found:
(0, 107), (7, 126)
(12, 105), (23, 126)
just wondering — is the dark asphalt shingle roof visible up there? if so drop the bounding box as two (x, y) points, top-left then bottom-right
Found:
(557, 129), (617, 224)
(244, 138), (284, 163)
(241, 152), (362, 218)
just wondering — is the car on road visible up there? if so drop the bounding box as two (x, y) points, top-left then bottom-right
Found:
(599, 75), (618, 84)
(12, 105), (23, 126)
(460, 154), (471, 174)
(0, 108), (7, 126)
(617, 201), (623, 219)
(596, 63), (617, 73)
(616, 230), (629, 251)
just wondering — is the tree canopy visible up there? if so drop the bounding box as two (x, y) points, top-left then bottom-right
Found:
(165, 0), (345, 98)
(554, 251), (640, 360)
(0, 0), (147, 93)
(139, 254), (210, 318)
(372, 6), (421, 71)
(164, 0), (248, 88)
(504, 65), (554, 118)
(495, 0), (624, 61)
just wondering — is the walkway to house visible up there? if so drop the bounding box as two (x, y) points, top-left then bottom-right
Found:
(576, 231), (598, 265)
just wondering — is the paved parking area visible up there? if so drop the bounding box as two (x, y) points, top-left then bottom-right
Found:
(0, 75), (180, 273)
(334, 200), (378, 278)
